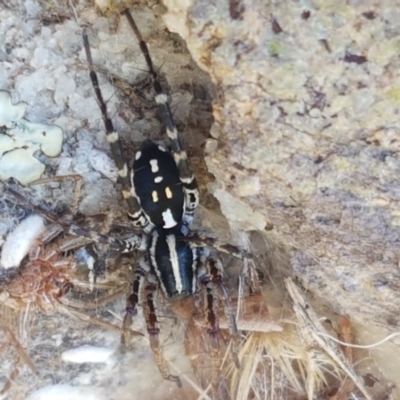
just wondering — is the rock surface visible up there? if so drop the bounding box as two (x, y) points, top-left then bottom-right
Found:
(162, 0), (400, 394)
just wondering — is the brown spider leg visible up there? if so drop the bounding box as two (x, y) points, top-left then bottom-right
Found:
(57, 303), (142, 336)
(79, 213), (114, 287)
(122, 262), (182, 384)
(0, 361), (19, 396)
(201, 278), (221, 399)
(0, 323), (37, 396)
(185, 233), (251, 260)
(121, 258), (150, 348)
(30, 174), (83, 216)
(123, 261), (184, 385)
(197, 257), (239, 398)
(207, 258), (240, 368)
(143, 274), (182, 387)
(240, 257), (261, 296)
(188, 234), (261, 295)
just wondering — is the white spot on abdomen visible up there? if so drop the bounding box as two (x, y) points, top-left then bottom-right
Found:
(165, 186), (173, 199)
(152, 190), (159, 202)
(162, 208), (177, 229)
(149, 159), (159, 173)
(154, 176), (163, 183)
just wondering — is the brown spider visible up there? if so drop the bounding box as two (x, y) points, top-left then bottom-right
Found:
(0, 192), (139, 396)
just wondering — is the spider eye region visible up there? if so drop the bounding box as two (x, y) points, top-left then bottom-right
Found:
(132, 141), (184, 229)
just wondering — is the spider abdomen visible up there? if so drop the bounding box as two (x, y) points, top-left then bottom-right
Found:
(148, 227), (198, 298)
(132, 141), (185, 229)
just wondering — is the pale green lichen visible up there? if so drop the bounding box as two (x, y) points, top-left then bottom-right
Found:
(0, 91), (63, 184)
(385, 87), (400, 103)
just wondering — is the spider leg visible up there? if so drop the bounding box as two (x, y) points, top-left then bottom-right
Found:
(187, 232), (251, 259)
(197, 256), (240, 398)
(206, 258), (240, 368)
(30, 174), (83, 217)
(240, 256), (262, 296)
(2, 180), (146, 253)
(122, 259), (181, 386)
(189, 233), (262, 295)
(57, 303), (143, 336)
(123, 10), (199, 225)
(144, 275), (182, 387)
(0, 322), (36, 396)
(199, 273), (221, 398)
(121, 258), (149, 348)
(82, 32), (147, 229)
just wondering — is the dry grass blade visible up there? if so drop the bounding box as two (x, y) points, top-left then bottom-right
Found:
(285, 278), (371, 400)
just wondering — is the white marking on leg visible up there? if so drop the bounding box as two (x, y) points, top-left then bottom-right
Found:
(180, 176), (194, 184)
(122, 190), (132, 199)
(128, 211), (148, 230)
(128, 210), (142, 220)
(149, 159), (159, 173)
(155, 93), (168, 105)
(154, 176), (163, 183)
(166, 234), (183, 293)
(152, 190), (159, 202)
(166, 127), (178, 139)
(185, 189), (199, 210)
(135, 151), (142, 160)
(162, 208), (177, 229)
(106, 131), (119, 143)
(173, 152), (188, 163)
(165, 187), (173, 199)
(118, 163), (128, 178)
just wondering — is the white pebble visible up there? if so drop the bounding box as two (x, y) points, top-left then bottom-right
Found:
(0, 215), (44, 269)
(61, 345), (114, 364)
(26, 384), (107, 400)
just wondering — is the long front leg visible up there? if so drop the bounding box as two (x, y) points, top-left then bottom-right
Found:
(82, 32), (148, 229)
(123, 10), (199, 224)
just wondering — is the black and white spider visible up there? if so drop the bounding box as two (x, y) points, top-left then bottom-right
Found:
(81, 9), (249, 392)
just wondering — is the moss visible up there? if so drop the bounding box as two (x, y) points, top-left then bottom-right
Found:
(268, 40), (283, 57)
(385, 87), (400, 103)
